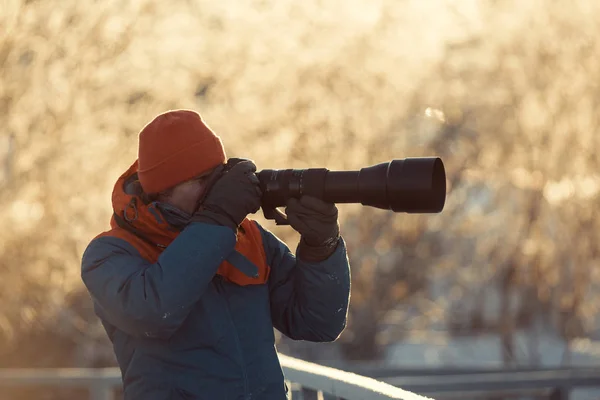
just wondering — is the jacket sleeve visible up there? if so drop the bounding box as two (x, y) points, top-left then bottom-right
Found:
(81, 222), (236, 340)
(256, 222), (351, 342)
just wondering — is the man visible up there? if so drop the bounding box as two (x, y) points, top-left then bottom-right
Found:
(81, 109), (351, 400)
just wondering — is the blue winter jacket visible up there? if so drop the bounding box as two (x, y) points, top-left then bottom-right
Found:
(81, 218), (351, 400)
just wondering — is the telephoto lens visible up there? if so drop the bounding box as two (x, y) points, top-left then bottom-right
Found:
(257, 157), (446, 224)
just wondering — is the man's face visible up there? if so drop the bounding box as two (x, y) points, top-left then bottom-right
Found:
(159, 168), (217, 215)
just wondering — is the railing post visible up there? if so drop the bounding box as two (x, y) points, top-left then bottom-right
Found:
(288, 381), (303, 399)
(549, 387), (569, 400)
(301, 387), (321, 400)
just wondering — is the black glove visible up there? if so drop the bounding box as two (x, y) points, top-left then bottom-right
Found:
(285, 196), (340, 262)
(191, 158), (262, 231)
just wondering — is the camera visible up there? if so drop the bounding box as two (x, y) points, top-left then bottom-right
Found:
(256, 158), (446, 225)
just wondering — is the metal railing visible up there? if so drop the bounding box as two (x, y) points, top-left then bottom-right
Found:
(379, 368), (600, 400)
(0, 354), (433, 400)
(311, 361), (600, 399)
(2, 355), (598, 399)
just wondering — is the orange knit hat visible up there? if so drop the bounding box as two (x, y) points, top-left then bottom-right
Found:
(137, 110), (226, 194)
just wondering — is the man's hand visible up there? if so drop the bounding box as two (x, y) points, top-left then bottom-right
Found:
(285, 196), (340, 261)
(191, 159), (262, 231)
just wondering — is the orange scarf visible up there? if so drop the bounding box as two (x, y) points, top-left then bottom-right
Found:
(96, 160), (270, 286)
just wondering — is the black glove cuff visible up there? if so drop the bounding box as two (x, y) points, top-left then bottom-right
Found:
(297, 235), (340, 263)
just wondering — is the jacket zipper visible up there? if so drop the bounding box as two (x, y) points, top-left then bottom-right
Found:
(214, 275), (250, 398)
